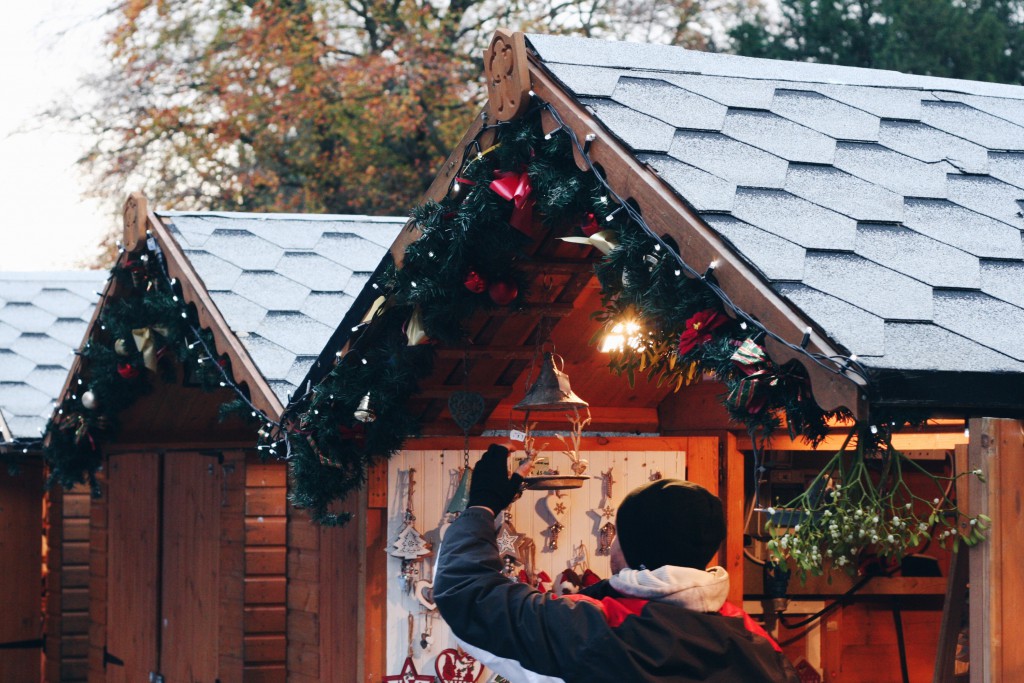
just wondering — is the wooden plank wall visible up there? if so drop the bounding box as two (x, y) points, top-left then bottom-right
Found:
(384, 446), (692, 674)
(969, 418), (1024, 683)
(0, 463), (43, 683)
(86, 466), (108, 683)
(45, 485), (92, 682)
(244, 453), (288, 683)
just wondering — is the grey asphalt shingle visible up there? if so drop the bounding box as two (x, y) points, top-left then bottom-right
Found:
(161, 212), (404, 404)
(578, 98), (676, 152)
(668, 131), (788, 189)
(980, 260), (1024, 308)
(703, 216), (806, 281)
(722, 109), (836, 164)
(528, 33), (1024, 380)
(769, 90), (880, 141)
(785, 165), (905, 223)
(877, 120), (990, 173)
(832, 143), (951, 199)
(854, 224), (981, 289)
(0, 272), (104, 439)
(901, 199), (1023, 259)
(730, 189), (858, 251)
(987, 152), (1024, 189)
(611, 77), (727, 131)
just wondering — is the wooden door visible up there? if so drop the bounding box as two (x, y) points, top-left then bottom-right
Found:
(159, 454), (220, 682)
(106, 453), (160, 683)
(0, 463), (43, 683)
(105, 452), (223, 683)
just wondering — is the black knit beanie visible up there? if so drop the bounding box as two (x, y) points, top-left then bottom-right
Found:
(616, 479), (725, 570)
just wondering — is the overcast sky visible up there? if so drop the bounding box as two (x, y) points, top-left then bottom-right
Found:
(0, 0), (113, 271)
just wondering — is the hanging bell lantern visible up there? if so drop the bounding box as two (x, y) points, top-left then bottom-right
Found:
(514, 353), (588, 412)
(354, 392), (376, 423)
(515, 353), (589, 491)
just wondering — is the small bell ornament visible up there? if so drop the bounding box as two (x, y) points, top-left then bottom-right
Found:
(354, 393), (376, 423)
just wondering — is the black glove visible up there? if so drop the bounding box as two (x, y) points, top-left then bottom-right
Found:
(467, 444), (524, 514)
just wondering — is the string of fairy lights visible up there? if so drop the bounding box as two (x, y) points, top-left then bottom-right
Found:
(36, 93), (871, 484)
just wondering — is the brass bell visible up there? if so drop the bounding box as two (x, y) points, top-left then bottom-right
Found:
(514, 352), (588, 412)
(353, 392), (376, 423)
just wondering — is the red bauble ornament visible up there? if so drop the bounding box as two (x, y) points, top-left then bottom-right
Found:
(487, 280), (518, 306)
(581, 212), (601, 236)
(117, 362), (139, 379)
(463, 270), (487, 294)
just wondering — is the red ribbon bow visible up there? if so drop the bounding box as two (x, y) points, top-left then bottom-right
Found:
(490, 170), (536, 236)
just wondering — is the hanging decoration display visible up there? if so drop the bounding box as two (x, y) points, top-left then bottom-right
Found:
(389, 469), (432, 593)
(435, 648), (484, 683)
(384, 616), (436, 683)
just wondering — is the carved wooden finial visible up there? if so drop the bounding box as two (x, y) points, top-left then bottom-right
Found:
(485, 30), (530, 121)
(122, 192), (149, 252)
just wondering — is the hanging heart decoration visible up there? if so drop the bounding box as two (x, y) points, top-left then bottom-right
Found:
(448, 391), (485, 432)
(435, 648), (483, 683)
(414, 579), (437, 612)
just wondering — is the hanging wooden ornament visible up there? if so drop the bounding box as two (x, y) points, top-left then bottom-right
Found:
(435, 648), (483, 683)
(598, 521), (617, 555)
(414, 579), (437, 612)
(385, 615), (435, 683)
(389, 469), (431, 593)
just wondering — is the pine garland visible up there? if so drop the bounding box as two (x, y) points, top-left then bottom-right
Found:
(43, 252), (243, 494)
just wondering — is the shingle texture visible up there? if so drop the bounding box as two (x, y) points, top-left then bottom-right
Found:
(161, 212), (404, 404)
(529, 34), (1024, 377)
(0, 272), (104, 439)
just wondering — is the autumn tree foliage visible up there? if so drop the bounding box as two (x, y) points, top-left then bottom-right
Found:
(79, 0), (746, 222)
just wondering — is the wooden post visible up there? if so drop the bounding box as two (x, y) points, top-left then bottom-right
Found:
(968, 418), (1024, 683)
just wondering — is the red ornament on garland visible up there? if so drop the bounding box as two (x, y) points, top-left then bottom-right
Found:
(463, 270), (487, 294)
(581, 212), (601, 236)
(117, 362), (140, 379)
(487, 280), (518, 306)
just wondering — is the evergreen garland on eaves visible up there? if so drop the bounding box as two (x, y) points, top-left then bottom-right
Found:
(43, 254), (242, 494)
(284, 107), (922, 525)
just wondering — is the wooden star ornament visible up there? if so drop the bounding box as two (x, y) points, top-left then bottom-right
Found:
(383, 656), (435, 683)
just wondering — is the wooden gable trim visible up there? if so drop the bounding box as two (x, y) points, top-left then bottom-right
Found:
(503, 35), (867, 419)
(127, 196), (285, 419)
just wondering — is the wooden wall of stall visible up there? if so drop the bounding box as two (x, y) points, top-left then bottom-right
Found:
(84, 448), (287, 683)
(44, 484), (92, 683)
(0, 461), (43, 683)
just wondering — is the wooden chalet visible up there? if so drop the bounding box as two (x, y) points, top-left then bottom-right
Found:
(45, 201), (403, 683)
(283, 31), (1024, 683)
(0, 272), (102, 683)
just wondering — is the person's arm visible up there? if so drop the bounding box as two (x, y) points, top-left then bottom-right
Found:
(434, 507), (623, 680)
(434, 445), (624, 680)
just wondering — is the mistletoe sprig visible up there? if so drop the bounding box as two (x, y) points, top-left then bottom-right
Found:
(764, 427), (990, 577)
(43, 250), (242, 494)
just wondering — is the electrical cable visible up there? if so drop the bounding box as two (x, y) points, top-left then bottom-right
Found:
(538, 102), (870, 388)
